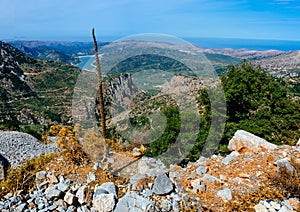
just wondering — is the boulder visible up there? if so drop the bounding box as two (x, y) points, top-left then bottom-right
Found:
(228, 130), (277, 154)
(296, 138), (300, 146)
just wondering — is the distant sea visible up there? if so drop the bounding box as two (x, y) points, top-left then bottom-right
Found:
(184, 37), (300, 51)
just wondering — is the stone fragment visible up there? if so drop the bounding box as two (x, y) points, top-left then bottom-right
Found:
(276, 158), (297, 177)
(47, 173), (59, 184)
(228, 130), (277, 154)
(152, 174), (174, 195)
(45, 188), (63, 200)
(278, 205), (289, 212)
(64, 192), (75, 205)
(57, 182), (69, 192)
(217, 188), (232, 201)
(254, 204), (268, 212)
(138, 156), (166, 177)
(87, 172), (97, 183)
(114, 191), (152, 212)
(222, 151), (240, 165)
(289, 198), (300, 211)
(270, 201), (281, 210)
(92, 193), (115, 212)
(196, 166), (208, 175)
(95, 182), (117, 198)
(15, 203), (26, 212)
(36, 171), (47, 180)
(76, 186), (88, 205)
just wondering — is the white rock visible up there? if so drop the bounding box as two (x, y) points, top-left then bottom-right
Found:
(36, 171), (47, 180)
(276, 158), (297, 177)
(93, 193), (115, 212)
(254, 204), (268, 212)
(87, 172), (97, 183)
(296, 138), (300, 146)
(217, 188), (232, 201)
(76, 186), (88, 205)
(64, 192), (75, 205)
(228, 130), (277, 153)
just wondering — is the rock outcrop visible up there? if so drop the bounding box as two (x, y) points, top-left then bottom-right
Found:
(228, 130), (277, 154)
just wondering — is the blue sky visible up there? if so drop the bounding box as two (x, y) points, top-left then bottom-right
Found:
(1, 0), (300, 41)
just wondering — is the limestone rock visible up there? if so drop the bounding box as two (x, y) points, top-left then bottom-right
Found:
(222, 151), (240, 165)
(114, 191), (152, 212)
(64, 192), (75, 205)
(87, 172), (97, 183)
(45, 187), (63, 200)
(92, 193), (115, 212)
(152, 174), (174, 195)
(217, 188), (232, 201)
(36, 170), (47, 181)
(138, 156), (166, 177)
(196, 166), (208, 175)
(76, 186), (88, 205)
(254, 204), (268, 212)
(228, 130), (277, 154)
(276, 158), (297, 177)
(95, 182), (117, 198)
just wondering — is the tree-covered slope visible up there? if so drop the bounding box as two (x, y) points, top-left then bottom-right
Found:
(0, 41), (80, 127)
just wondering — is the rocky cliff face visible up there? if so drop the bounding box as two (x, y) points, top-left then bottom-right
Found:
(103, 73), (145, 118)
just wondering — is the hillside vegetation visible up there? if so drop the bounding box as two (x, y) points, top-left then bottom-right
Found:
(187, 62), (300, 161)
(141, 62), (300, 163)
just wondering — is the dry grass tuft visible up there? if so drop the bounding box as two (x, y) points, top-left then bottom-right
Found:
(0, 154), (55, 196)
(225, 187), (284, 212)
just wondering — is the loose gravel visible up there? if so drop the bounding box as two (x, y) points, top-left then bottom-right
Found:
(0, 131), (57, 167)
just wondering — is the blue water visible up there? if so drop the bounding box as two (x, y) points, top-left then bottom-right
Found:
(184, 37), (300, 51)
(77, 56), (95, 70)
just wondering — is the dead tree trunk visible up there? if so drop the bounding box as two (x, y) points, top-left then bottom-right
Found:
(92, 28), (106, 139)
(92, 28), (109, 170)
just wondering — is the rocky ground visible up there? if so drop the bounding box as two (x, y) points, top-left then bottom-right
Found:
(0, 131), (57, 168)
(0, 130), (299, 211)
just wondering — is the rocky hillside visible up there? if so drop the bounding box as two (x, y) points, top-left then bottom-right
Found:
(0, 41), (80, 125)
(0, 129), (299, 211)
(199, 47), (300, 78)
